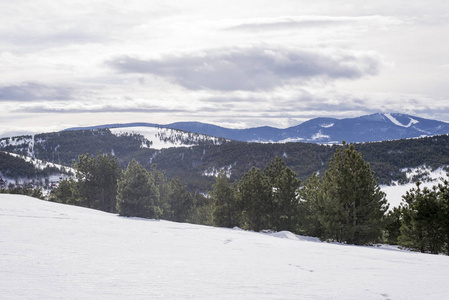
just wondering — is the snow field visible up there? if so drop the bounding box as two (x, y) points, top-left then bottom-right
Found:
(110, 126), (223, 150)
(2, 194), (449, 299)
(381, 166), (449, 208)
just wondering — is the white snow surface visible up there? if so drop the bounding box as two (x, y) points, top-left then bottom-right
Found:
(381, 166), (449, 208)
(311, 130), (330, 141)
(110, 126), (223, 150)
(2, 195), (449, 299)
(384, 113), (419, 128)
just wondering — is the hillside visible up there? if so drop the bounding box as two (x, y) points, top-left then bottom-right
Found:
(1, 129), (449, 197)
(65, 113), (449, 144)
(1, 194), (449, 299)
(0, 151), (73, 191)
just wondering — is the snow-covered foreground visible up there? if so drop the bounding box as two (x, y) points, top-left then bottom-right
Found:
(2, 195), (449, 299)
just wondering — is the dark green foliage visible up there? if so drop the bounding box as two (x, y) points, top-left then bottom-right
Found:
(238, 167), (272, 231)
(116, 159), (157, 218)
(264, 157), (301, 232)
(0, 186), (45, 199)
(383, 207), (402, 245)
(150, 164), (170, 219)
(32, 129), (151, 167)
(166, 177), (195, 223)
(0, 151), (65, 179)
(190, 192), (215, 226)
(211, 170), (238, 228)
(398, 180), (449, 254)
(74, 152), (122, 212)
(3, 129), (449, 192)
(319, 143), (389, 245)
(211, 157), (304, 233)
(298, 173), (324, 237)
(50, 178), (78, 204)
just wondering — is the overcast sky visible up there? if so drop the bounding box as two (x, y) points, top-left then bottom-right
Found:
(1, 0), (449, 137)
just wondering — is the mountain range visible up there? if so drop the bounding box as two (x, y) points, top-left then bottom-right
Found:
(66, 113), (449, 144)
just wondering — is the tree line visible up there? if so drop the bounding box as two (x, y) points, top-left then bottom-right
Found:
(49, 145), (449, 254)
(51, 153), (214, 225)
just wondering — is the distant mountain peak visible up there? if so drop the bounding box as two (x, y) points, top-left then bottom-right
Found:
(62, 113), (449, 144)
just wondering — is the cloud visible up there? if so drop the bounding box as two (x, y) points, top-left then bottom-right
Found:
(224, 16), (402, 32)
(107, 47), (382, 91)
(11, 101), (186, 114)
(228, 19), (347, 31)
(0, 82), (74, 101)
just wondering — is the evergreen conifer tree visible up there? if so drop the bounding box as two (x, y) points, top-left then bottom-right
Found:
(299, 172), (324, 237)
(74, 152), (122, 212)
(116, 159), (156, 218)
(320, 142), (388, 245)
(399, 182), (446, 254)
(167, 177), (194, 223)
(211, 170), (236, 228)
(238, 167), (271, 231)
(264, 157), (301, 232)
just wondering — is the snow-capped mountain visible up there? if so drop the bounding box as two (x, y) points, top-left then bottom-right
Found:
(167, 113), (449, 143)
(66, 113), (449, 144)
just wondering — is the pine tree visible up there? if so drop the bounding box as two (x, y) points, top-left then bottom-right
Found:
(438, 178), (449, 254)
(211, 170), (237, 228)
(52, 178), (77, 204)
(299, 172), (324, 237)
(264, 157), (301, 232)
(399, 182), (446, 254)
(74, 152), (122, 212)
(116, 159), (156, 218)
(320, 142), (389, 245)
(238, 167), (271, 231)
(149, 164), (170, 219)
(383, 206), (402, 245)
(167, 177), (194, 223)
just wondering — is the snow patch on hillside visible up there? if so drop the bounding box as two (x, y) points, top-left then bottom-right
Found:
(311, 130), (330, 141)
(384, 113), (419, 128)
(0, 136), (32, 148)
(111, 126), (224, 150)
(202, 165), (233, 178)
(2, 194), (449, 299)
(381, 165), (448, 208)
(278, 137), (304, 143)
(5, 151), (75, 173)
(320, 123), (334, 128)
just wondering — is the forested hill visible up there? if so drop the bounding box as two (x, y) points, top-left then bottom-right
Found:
(1, 129), (449, 191)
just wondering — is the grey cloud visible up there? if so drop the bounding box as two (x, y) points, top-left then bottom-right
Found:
(13, 104), (185, 114)
(226, 19), (352, 31)
(224, 16), (401, 32)
(0, 82), (73, 101)
(107, 47), (382, 91)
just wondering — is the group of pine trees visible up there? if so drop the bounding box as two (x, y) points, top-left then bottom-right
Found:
(212, 142), (389, 245)
(50, 144), (449, 253)
(51, 153), (212, 224)
(387, 180), (449, 254)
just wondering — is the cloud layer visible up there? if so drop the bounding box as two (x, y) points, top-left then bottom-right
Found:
(0, 82), (73, 101)
(108, 47), (381, 91)
(0, 0), (448, 137)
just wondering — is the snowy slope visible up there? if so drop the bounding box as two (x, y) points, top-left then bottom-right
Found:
(2, 195), (449, 299)
(381, 166), (449, 208)
(5, 151), (74, 173)
(110, 126), (225, 150)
